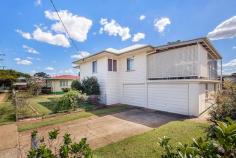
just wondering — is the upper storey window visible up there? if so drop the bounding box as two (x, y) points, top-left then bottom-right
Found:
(92, 61), (97, 73)
(108, 59), (117, 72)
(127, 57), (134, 71)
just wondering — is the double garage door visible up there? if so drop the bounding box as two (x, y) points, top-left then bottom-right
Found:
(123, 83), (189, 115)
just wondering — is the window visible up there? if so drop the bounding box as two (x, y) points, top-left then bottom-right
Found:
(47, 81), (52, 87)
(92, 61), (97, 73)
(60, 81), (68, 87)
(108, 59), (113, 71)
(127, 57), (134, 71)
(108, 59), (117, 72)
(113, 60), (117, 71)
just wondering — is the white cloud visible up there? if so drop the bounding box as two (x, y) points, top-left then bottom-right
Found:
(32, 27), (70, 47)
(99, 18), (131, 41)
(71, 51), (90, 60)
(208, 16), (236, 40)
(132, 32), (145, 42)
(35, 0), (41, 6)
(232, 46), (236, 50)
(45, 67), (55, 71)
(17, 27), (70, 47)
(154, 17), (171, 32)
(45, 10), (92, 42)
(27, 57), (33, 60)
(223, 58), (236, 67)
(222, 58), (236, 74)
(16, 29), (32, 39)
(22, 45), (39, 54)
(139, 15), (146, 21)
(14, 58), (32, 65)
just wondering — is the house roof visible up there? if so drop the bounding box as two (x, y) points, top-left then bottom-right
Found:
(73, 37), (222, 66)
(47, 75), (79, 80)
(154, 37), (222, 59)
(73, 44), (154, 65)
(105, 44), (148, 54)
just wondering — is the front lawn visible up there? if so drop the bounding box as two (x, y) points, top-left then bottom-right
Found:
(94, 120), (209, 158)
(28, 94), (62, 116)
(0, 99), (15, 125)
(17, 104), (131, 132)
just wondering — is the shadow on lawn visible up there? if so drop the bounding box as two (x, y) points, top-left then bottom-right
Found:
(38, 97), (58, 112)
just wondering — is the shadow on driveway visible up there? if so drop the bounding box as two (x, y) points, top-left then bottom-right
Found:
(112, 107), (187, 128)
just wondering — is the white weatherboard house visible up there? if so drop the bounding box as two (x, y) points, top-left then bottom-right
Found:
(74, 38), (222, 116)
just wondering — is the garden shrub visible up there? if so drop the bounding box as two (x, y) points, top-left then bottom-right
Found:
(71, 80), (83, 91)
(62, 88), (70, 93)
(160, 118), (236, 158)
(54, 90), (88, 113)
(81, 77), (100, 95)
(209, 81), (236, 122)
(28, 129), (92, 158)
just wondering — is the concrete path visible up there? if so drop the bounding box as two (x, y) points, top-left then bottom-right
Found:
(0, 124), (19, 158)
(0, 93), (7, 102)
(18, 108), (183, 158)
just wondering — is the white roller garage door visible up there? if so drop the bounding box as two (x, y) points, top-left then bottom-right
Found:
(122, 84), (146, 107)
(148, 83), (189, 115)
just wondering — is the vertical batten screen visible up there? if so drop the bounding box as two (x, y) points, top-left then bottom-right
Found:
(147, 45), (199, 79)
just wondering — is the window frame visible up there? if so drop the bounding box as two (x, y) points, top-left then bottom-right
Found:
(113, 60), (117, 72)
(92, 60), (97, 73)
(108, 59), (113, 71)
(127, 57), (134, 71)
(108, 59), (117, 72)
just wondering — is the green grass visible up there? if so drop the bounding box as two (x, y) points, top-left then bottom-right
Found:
(0, 101), (15, 125)
(94, 120), (209, 158)
(17, 104), (130, 132)
(28, 95), (61, 115)
(17, 111), (93, 132)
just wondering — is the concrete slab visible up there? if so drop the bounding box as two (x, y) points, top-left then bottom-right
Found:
(0, 124), (19, 158)
(18, 108), (182, 158)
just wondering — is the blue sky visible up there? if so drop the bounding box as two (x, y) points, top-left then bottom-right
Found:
(0, 0), (236, 75)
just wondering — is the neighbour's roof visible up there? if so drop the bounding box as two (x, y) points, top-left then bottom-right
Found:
(48, 75), (79, 80)
(13, 82), (27, 86)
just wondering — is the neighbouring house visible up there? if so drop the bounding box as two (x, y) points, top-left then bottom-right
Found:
(73, 37), (222, 116)
(12, 77), (28, 90)
(46, 75), (79, 94)
(222, 73), (236, 83)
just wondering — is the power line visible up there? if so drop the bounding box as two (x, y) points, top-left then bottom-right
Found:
(49, 0), (79, 52)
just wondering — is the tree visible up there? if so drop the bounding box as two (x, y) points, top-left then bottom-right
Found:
(27, 77), (46, 96)
(0, 69), (30, 89)
(34, 72), (49, 78)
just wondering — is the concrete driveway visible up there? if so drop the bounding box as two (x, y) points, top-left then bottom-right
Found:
(0, 124), (19, 158)
(19, 108), (184, 157)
